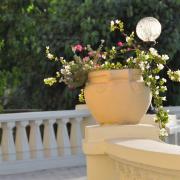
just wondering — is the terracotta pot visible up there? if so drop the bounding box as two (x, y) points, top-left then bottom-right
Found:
(84, 69), (152, 124)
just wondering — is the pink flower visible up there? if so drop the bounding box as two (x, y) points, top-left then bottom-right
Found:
(94, 64), (100, 68)
(98, 53), (102, 58)
(127, 48), (132, 51)
(88, 51), (95, 57)
(73, 44), (83, 52)
(83, 56), (90, 62)
(68, 85), (75, 90)
(117, 41), (123, 47)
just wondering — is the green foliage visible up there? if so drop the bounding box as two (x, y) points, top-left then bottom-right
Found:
(0, 0), (179, 110)
(0, 67), (21, 111)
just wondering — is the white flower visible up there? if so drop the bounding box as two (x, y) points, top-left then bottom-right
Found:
(111, 20), (114, 26)
(70, 61), (75, 65)
(147, 82), (151, 86)
(102, 54), (106, 59)
(155, 90), (159, 95)
(126, 37), (131, 43)
(149, 47), (158, 56)
(159, 128), (168, 137)
(161, 54), (169, 61)
(155, 76), (160, 80)
(144, 60), (148, 64)
(47, 53), (54, 60)
(127, 58), (131, 63)
(171, 76), (175, 81)
(176, 70), (180, 76)
(157, 64), (164, 70)
(162, 86), (167, 91)
(112, 46), (116, 51)
(115, 19), (120, 24)
(162, 78), (167, 82)
(149, 75), (152, 78)
(144, 54), (149, 60)
(144, 55), (149, 60)
(66, 71), (72, 75)
(133, 58), (137, 63)
(90, 60), (94, 65)
(146, 64), (150, 69)
(65, 65), (70, 70)
(101, 39), (105, 43)
(140, 51), (145, 55)
(139, 62), (145, 71)
(168, 70), (180, 82)
(162, 97), (166, 101)
(127, 57), (133, 63)
(61, 69), (66, 74)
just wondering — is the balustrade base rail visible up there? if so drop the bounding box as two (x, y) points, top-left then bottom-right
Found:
(0, 154), (85, 175)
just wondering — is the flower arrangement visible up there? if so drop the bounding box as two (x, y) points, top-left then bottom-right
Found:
(44, 19), (180, 137)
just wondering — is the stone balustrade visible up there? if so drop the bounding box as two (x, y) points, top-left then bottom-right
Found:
(0, 106), (179, 175)
(0, 109), (94, 175)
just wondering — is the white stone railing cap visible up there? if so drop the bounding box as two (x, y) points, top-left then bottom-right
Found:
(0, 109), (91, 122)
(106, 138), (180, 171)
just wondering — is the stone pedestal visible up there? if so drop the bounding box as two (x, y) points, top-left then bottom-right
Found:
(83, 124), (180, 180)
(83, 124), (159, 180)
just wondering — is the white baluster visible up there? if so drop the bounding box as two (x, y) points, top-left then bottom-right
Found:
(0, 147), (2, 162)
(70, 117), (83, 155)
(0, 124), (2, 162)
(56, 118), (71, 156)
(43, 119), (58, 158)
(29, 120), (44, 159)
(1, 122), (16, 161)
(175, 128), (178, 145)
(15, 121), (30, 160)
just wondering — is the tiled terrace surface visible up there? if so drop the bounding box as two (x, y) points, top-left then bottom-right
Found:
(0, 166), (87, 180)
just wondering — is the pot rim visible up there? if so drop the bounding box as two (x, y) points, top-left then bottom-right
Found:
(87, 68), (142, 83)
(89, 68), (140, 74)
(88, 68), (141, 77)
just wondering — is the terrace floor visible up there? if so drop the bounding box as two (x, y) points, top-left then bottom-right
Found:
(0, 166), (87, 180)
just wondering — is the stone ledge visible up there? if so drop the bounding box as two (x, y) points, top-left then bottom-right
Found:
(106, 138), (180, 171)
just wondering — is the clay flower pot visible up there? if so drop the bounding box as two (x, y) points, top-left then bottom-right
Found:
(84, 69), (152, 124)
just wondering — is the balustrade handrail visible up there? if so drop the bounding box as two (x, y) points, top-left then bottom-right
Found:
(164, 106), (180, 114)
(0, 109), (91, 122)
(0, 106), (179, 122)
